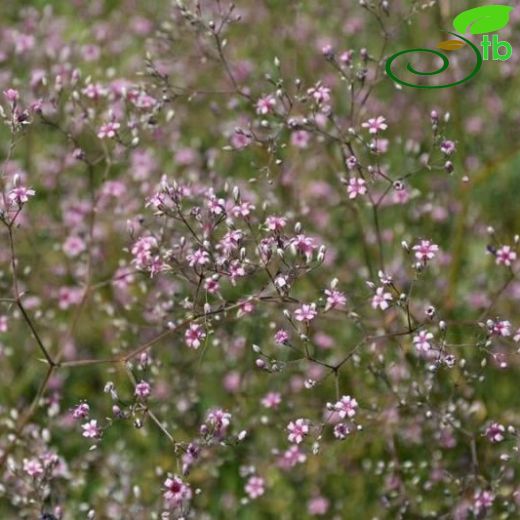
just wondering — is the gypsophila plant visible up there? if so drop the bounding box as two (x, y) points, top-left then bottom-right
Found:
(1, 0), (520, 518)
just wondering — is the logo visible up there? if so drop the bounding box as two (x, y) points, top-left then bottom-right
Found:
(386, 5), (513, 89)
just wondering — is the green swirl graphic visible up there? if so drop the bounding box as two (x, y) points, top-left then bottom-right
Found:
(385, 32), (482, 89)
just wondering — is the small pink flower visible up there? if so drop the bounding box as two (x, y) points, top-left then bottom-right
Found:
(185, 323), (206, 349)
(97, 121), (120, 139)
(333, 395), (358, 419)
(135, 380), (151, 399)
(412, 240), (439, 262)
(473, 490), (494, 515)
(256, 95), (276, 115)
(23, 458), (43, 477)
(274, 329), (289, 344)
(63, 236), (86, 257)
(440, 140), (456, 155)
(372, 287), (392, 310)
(307, 84), (331, 105)
(82, 419), (100, 439)
(333, 423), (351, 440)
(163, 475), (192, 508)
(485, 422), (505, 443)
(287, 418), (310, 444)
(308, 496), (330, 516)
(346, 177), (367, 199)
(8, 186), (35, 205)
(0, 315), (8, 333)
(496, 245), (517, 266)
(291, 130), (311, 148)
(72, 402), (90, 419)
(413, 330), (434, 353)
(3, 88), (19, 103)
(362, 116), (387, 134)
(265, 215), (287, 232)
(261, 392), (282, 409)
(324, 289), (347, 311)
(231, 129), (252, 149)
(205, 408), (232, 436)
(187, 249), (210, 267)
(489, 319), (511, 337)
(294, 303), (317, 322)
(245, 475), (265, 499)
(279, 445), (307, 468)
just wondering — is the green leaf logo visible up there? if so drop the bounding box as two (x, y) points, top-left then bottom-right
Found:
(453, 5), (513, 35)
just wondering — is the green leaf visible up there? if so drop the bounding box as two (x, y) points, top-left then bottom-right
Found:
(453, 5), (513, 35)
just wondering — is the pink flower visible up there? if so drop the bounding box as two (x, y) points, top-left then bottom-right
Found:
(362, 116), (387, 134)
(163, 475), (192, 508)
(485, 422), (505, 443)
(82, 83), (107, 100)
(489, 319), (511, 337)
(473, 490), (494, 515)
(372, 287), (392, 310)
(440, 140), (456, 155)
(82, 419), (100, 439)
(279, 445), (307, 468)
(274, 329), (289, 344)
(287, 418), (310, 444)
(413, 330), (434, 353)
(23, 458), (43, 477)
(8, 186), (35, 205)
(333, 395), (358, 419)
(412, 240), (439, 262)
(347, 177), (367, 199)
(187, 249), (210, 267)
(265, 215), (287, 232)
(205, 408), (232, 436)
(185, 323), (206, 349)
(294, 303), (317, 322)
(63, 236), (86, 257)
(231, 201), (255, 218)
(97, 121), (120, 139)
(291, 234), (317, 256)
(261, 392), (282, 409)
(308, 496), (330, 516)
(333, 423), (351, 440)
(135, 380), (151, 399)
(245, 475), (265, 499)
(256, 95), (276, 115)
(291, 130), (311, 148)
(496, 245), (517, 266)
(3, 88), (19, 103)
(324, 289), (347, 310)
(72, 402), (90, 419)
(307, 84), (331, 105)
(231, 129), (252, 149)
(0, 315), (8, 333)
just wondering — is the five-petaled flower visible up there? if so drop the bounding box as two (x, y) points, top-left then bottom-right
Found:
(97, 121), (120, 139)
(294, 303), (318, 322)
(362, 116), (387, 134)
(185, 323), (206, 349)
(333, 395), (358, 419)
(82, 419), (100, 439)
(287, 418), (310, 444)
(372, 287), (392, 310)
(245, 475), (265, 499)
(347, 177), (367, 199)
(412, 240), (439, 263)
(485, 422), (505, 443)
(496, 245), (517, 266)
(413, 330), (434, 353)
